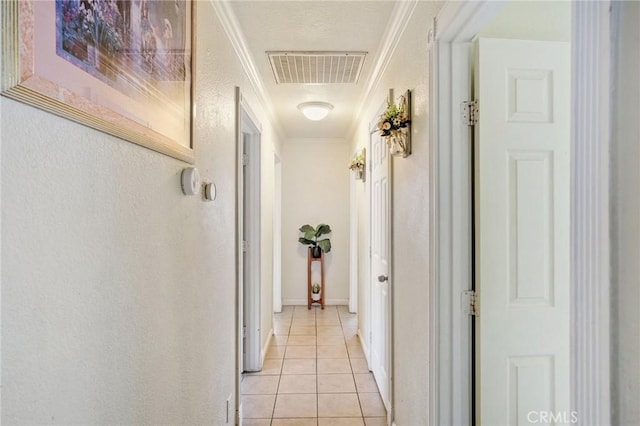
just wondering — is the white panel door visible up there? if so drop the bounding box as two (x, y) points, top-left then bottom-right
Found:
(243, 132), (261, 373)
(475, 38), (570, 425)
(371, 131), (391, 408)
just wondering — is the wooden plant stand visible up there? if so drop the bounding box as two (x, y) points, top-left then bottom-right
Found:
(307, 248), (325, 310)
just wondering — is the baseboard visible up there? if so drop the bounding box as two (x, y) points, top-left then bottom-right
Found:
(261, 328), (273, 365)
(357, 329), (372, 369)
(282, 298), (349, 306)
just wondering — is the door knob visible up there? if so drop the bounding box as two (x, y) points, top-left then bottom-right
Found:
(378, 275), (388, 282)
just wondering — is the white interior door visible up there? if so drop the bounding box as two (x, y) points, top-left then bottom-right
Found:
(242, 128), (261, 373)
(371, 131), (391, 409)
(273, 154), (282, 313)
(475, 38), (570, 425)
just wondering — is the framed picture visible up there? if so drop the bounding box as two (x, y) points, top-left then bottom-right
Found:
(1, 0), (195, 163)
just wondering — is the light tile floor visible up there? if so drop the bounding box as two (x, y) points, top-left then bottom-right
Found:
(242, 305), (387, 426)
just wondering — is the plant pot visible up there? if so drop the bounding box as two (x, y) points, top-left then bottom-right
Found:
(312, 293), (321, 301)
(312, 246), (322, 258)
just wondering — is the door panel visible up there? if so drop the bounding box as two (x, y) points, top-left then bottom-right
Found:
(371, 130), (390, 408)
(475, 38), (570, 425)
(243, 132), (262, 373)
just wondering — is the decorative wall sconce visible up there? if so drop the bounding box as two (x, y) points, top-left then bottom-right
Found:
(348, 148), (366, 181)
(377, 90), (412, 158)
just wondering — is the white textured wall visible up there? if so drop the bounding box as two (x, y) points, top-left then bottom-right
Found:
(281, 139), (350, 305)
(477, 0), (571, 42)
(350, 2), (442, 423)
(0, 2), (278, 423)
(612, 2), (640, 424)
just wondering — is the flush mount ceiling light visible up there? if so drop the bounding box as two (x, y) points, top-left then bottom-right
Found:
(298, 102), (334, 121)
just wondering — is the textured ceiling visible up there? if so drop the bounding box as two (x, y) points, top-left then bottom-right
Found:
(230, 1), (397, 139)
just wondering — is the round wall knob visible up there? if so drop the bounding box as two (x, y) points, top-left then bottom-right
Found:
(204, 182), (217, 201)
(378, 275), (388, 282)
(181, 167), (200, 196)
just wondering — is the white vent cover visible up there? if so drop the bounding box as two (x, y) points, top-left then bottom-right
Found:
(267, 51), (367, 84)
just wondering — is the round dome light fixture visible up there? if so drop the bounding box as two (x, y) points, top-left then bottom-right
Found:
(297, 102), (334, 121)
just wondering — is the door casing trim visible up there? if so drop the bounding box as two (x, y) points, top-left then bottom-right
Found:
(428, 1), (612, 425)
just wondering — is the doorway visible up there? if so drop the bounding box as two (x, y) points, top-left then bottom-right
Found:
(273, 154), (282, 313)
(369, 128), (392, 413)
(366, 98), (393, 423)
(429, 2), (573, 424)
(236, 87), (262, 376)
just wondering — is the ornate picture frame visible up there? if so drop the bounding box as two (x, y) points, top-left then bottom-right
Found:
(1, 0), (195, 163)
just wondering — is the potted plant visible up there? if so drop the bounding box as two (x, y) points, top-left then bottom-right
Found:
(298, 224), (332, 258)
(312, 282), (321, 300)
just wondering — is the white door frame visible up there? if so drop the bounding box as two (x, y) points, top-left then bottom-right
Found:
(273, 153), (282, 313)
(242, 123), (261, 372)
(240, 89), (262, 373)
(235, 87), (263, 421)
(349, 167), (358, 314)
(428, 2), (611, 425)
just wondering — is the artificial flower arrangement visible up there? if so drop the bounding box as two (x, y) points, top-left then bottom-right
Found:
(378, 95), (411, 137)
(348, 149), (366, 180)
(348, 156), (364, 171)
(377, 91), (412, 157)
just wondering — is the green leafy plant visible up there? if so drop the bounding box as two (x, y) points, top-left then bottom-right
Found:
(312, 282), (321, 294)
(298, 223), (332, 256)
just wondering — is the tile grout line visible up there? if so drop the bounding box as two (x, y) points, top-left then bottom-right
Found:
(315, 306), (319, 424)
(266, 306), (382, 425)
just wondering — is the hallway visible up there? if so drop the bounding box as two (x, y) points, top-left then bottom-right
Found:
(241, 306), (386, 425)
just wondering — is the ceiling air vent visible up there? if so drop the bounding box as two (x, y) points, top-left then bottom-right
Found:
(267, 51), (367, 85)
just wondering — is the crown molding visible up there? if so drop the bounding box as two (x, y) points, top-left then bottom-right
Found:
(347, 0), (420, 140)
(209, 0), (284, 138)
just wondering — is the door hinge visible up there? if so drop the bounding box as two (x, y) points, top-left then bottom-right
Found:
(461, 100), (478, 126)
(242, 240), (248, 252)
(242, 154), (248, 166)
(463, 290), (478, 316)
(243, 325), (247, 338)
(235, 409), (240, 425)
